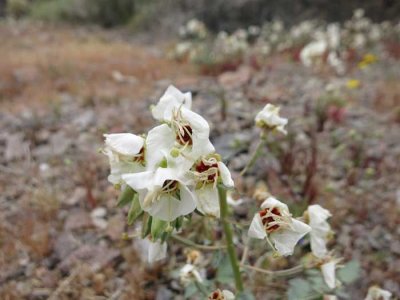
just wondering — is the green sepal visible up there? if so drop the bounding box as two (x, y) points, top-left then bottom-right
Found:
(127, 193), (143, 225)
(160, 231), (171, 243)
(117, 186), (136, 208)
(173, 216), (184, 230)
(151, 218), (169, 239)
(141, 214), (152, 238)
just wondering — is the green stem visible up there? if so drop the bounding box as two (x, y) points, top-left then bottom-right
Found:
(241, 264), (304, 277)
(240, 134), (267, 176)
(171, 234), (226, 251)
(218, 186), (244, 292)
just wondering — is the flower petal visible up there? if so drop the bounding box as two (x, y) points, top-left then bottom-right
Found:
(146, 124), (175, 170)
(218, 161), (234, 187)
(270, 219), (311, 256)
(222, 290), (235, 300)
(104, 133), (144, 156)
(260, 197), (289, 212)
(152, 85), (192, 121)
(308, 204), (332, 258)
(321, 261), (336, 289)
(194, 185), (220, 218)
(122, 171), (154, 191)
(148, 240), (167, 263)
(248, 213), (267, 239)
(144, 184), (196, 221)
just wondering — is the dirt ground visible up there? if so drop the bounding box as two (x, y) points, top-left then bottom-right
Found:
(0, 21), (399, 299)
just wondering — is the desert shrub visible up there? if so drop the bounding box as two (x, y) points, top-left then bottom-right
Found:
(6, 0), (30, 18)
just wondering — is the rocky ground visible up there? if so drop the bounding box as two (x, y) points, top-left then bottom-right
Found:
(0, 21), (399, 299)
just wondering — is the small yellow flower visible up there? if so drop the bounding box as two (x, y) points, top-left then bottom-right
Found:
(346, 79), (361, 89)
(358, 53), (377, 69)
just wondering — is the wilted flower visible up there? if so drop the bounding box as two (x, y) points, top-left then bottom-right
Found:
(248, 197), (311, 256)
(179, 263), (203, 285)
(103, 133), (145, 185)
(365, 286), (392, 300)
(122, 167), (196, 221)
(184, 249), (203, 265)
(320, 258), (338, 289)
(208, 289), (235, 300)
(191, 154), (234, 217)
(255, 103), (288, 134)
(306, 204), (332, 258)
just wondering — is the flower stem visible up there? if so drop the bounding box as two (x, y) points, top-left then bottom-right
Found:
(218, 186), (244, 292)
(241, 264), (304, 277)
(171, 234), (226, 251)
(240, 133), (267, 176)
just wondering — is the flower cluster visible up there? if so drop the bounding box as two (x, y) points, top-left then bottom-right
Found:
(103, 85), (233, 262)
(172, 11), (399, 74)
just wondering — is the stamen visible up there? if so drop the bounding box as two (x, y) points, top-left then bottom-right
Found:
(259, 207), (291, 233)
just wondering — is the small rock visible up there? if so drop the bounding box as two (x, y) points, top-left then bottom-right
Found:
(64, 210), (92, 231)
(5, 133), (28, 161)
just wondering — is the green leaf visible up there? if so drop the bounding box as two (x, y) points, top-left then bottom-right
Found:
(117, 186), (135, 208)
(337, 260), (360, 284)
(184, 282), (197, 299)
(141, 214), (152, 238)
(216, 255), (234, 284)
(127, 194), (143, 225)
(236, 290), (256, 300)
(151, 218), (168, 239)
(287, 278), (313, 300)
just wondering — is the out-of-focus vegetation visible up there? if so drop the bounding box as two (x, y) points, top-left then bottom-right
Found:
(3, 0), (400, 30)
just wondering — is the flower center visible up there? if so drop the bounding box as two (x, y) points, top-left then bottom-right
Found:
(259, 207), (284, 233)
(176, 124), (193, 146)
(209, 290), (224, 300)
(131, 147), (145, 165)
(162, 180), (179, 194)
(193, 157), (219, 188)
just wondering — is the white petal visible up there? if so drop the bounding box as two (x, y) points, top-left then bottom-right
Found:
(195, 185), (220, 218)
(260, 197), (289, 212)
(222, 290), (235, 300)
(182, 107), (215, 158)
(108, 161), (144, 184)
(365, 286), (392, 300)
(308, 205), (332, 258)
(248, 213), (267, 239)
(321, 261), (336, 289)
(148, 240), (167, 263)
(145, 124), (175, 170)
(218, 161), (234, 187)
(104, 133), (144, 156)
(152, 85), (192, 121)
(122, 171), (154, 191)
(270, 219), (311, 256)
(309, 205), (332, 224)
(145, 184), (196, 221)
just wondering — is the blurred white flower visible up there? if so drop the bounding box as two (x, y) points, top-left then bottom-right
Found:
(248, 197), (311, 256)
(255, 103), (288, 134)
(365, 286), (392, 300)
(191, 155), (234, 218)
(179, 263), (203, 285)
(148, 239), (167, 263)
(208, 289), (235, 300)
(122, 167), (196, 221)
(327, 51), (346, 75)
(307, 204), (332, 258)
(300, 40), (327, 67)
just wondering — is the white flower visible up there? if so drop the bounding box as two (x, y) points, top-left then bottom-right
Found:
(255, 104), (288, 134)
(152, 85), (192, 122)
(248, 197), (311, 256)
(148, 239), (167, 263)
(307, 204), (332, 258)
(208, 289), (235, 300)
(300, 40), (327, 67)
(122, 167), (196, 221)
(321, 260), (337, 289)
(179, 263), (203, 285)
(365, 286), (392, 300)
(103, 133), (145, 184)
(191, 155), (234, 218)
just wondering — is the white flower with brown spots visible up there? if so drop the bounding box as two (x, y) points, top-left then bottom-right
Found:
(248, 197), (311, 256)
(208, 289), (235, 300)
